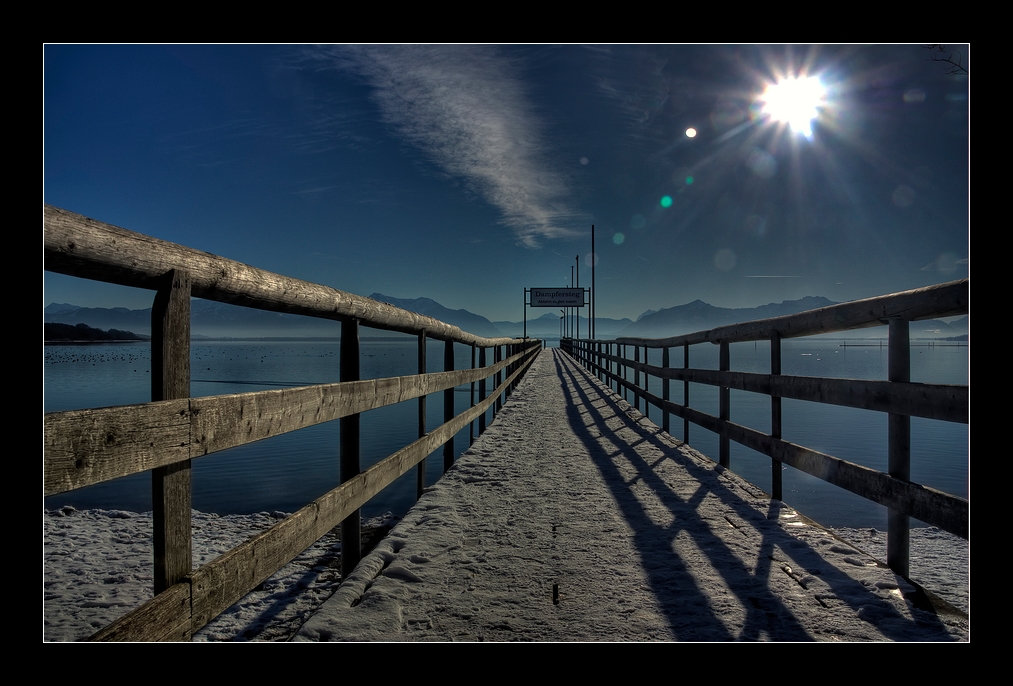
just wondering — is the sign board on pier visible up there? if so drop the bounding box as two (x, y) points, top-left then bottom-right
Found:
(530, 288), (584, 307)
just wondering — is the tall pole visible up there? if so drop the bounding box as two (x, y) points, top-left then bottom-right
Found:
(591, 225), (595, 341)
(575, 255), (579, 341)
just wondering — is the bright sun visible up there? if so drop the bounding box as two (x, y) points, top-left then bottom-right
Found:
(761, 76), (826, 138)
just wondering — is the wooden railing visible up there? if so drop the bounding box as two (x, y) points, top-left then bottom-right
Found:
(561, 279), (968, 579)
(44, 205), (541, 641)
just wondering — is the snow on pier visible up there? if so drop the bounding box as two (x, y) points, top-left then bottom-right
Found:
(296, 350), (967, 641)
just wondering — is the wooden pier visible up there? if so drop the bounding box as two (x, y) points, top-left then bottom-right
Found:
(44, 206), (968, 641)
(296, 349), (967, 641)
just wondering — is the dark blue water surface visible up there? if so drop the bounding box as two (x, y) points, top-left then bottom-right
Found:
(45, 334), (968, 530)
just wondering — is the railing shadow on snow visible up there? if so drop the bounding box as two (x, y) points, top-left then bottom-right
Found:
(560, 278), (968, 581)
(44, 205), (541, 641)
(553, 350), (960, 640)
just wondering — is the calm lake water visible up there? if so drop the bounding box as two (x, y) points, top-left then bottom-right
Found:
(44, 335), (968, 531)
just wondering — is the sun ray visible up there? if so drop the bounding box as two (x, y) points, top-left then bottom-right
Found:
(760, 76), (827, 138)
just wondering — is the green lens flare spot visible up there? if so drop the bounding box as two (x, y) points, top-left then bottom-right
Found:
(660, 196), (673, 208)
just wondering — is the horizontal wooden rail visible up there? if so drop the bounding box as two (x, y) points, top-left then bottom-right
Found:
(89, 583), (193, 642)
(616, 279), (968, 347)
(596, 364), (968, 538)
(45, 204), (544, 641)
(605, 353), (967, 424)
(44, 205), (519, 346)
(568, 279), (971, 561)
(90, 346), (539, 641)
(45, 349), (529, 496)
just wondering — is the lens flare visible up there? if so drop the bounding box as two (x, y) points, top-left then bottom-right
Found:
(714, 248), (736, 271)
(613, 232), (625, 245)
(660, 195), (673, 208)
(761, 76), (826, 137)
(685, 127), (697, 138)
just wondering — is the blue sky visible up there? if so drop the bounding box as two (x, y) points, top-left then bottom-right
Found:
(44, 45), (968, 323)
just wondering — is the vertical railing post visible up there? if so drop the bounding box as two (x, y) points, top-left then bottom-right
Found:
(444, 339), (455, 473)
(770, 332), (783, 501)
(719, 341), (730, 468)
(613, 342), (617, 393)
(888, 318), (911, 577)
(683, 344), (690, 444)
(607, 342), (611, 390)
(151, 268), (191, 597)
(509, 343), (516, 392)
(470, 343), (476, 446)
(479, 347), (487, 435)
(644, 347), (649, 421)
(495, 346), (503, 414)
(633, 345), (640, 412)
(417, 331), (427, 500)
(509, 343), (516, 394)
(340, 318), (361, 579)
(605, 342), (610, 389)
(621, 344), (627, 402)
(662, 346), (670, 435)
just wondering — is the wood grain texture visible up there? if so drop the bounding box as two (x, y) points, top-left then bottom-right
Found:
(45, 205), (525, 346)
(45, 348), (535, 495)
(586, 349), (966, 423)
(151, 269), (192, 594)
(44, 400), (190, 495)
(89, 582), (192, 642)
(728, 421), (967, 539)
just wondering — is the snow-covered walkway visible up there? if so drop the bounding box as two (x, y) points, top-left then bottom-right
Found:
(296, 349), (968, 641)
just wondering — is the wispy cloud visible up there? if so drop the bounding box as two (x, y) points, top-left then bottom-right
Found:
(920, 255), (968, 274)
(309, 45), (580, 247)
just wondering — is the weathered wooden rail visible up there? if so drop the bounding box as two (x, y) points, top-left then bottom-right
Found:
(44, 205), (541, 641)
(561, 279), (968, 579)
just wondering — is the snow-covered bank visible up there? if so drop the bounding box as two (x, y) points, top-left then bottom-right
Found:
(833, 526), (968, 616)
(42, 508), (967, 641)
(43, 508), (394, 641)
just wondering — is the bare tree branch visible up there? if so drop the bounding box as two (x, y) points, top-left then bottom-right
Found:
(925, 44), (968, 76)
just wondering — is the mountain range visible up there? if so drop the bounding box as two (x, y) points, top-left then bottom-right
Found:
(44, 294), (968, 340)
